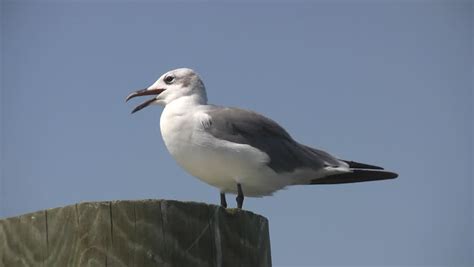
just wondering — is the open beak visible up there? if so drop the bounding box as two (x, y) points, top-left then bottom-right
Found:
(125, 88), (165, 114)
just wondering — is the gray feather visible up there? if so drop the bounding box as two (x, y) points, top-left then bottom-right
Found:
(204, 106), (342, 173)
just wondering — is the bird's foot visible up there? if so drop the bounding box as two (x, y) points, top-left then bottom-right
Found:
(220, 193), (227, 208)
(236, 184), (244, 209)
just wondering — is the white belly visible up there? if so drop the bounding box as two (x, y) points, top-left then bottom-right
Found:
(159, 105), (290, 196)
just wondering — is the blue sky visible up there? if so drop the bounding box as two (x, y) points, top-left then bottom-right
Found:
(1, 1), (472, 266)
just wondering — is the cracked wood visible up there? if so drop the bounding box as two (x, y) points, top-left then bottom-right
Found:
(0, 200), (271, 267)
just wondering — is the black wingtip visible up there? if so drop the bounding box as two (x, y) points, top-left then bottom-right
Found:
(311, 169), (398, 185)
(341, 160), (385, 170)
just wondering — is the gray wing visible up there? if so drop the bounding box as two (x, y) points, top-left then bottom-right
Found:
(204, 106), (343, 173)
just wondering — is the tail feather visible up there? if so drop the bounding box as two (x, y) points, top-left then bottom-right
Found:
(311, 169), (398, 185)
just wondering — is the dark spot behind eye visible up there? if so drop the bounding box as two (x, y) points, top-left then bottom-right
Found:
(164, 76), (175, 84)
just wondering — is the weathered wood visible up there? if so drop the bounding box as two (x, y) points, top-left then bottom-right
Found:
(0, 200), (271, 267)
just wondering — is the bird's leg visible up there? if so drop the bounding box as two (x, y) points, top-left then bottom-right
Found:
(236, 183), (244, 209)
(220, 192), (227, 208)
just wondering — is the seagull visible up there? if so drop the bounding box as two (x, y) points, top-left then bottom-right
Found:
(126, 68), (398, 209)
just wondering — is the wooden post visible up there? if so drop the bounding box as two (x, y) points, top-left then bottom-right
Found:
(0, 200), (271, 266)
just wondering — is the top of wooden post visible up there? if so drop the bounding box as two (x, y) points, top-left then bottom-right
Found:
(0, 199), (271, 267)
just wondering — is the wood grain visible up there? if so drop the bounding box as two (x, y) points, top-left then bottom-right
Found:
(0, 200), (271, 267)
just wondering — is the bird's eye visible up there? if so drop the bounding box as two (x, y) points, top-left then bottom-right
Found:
(164, 76), (175, 84)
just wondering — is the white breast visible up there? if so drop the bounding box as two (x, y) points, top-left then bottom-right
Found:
(160, 101), (291, 196)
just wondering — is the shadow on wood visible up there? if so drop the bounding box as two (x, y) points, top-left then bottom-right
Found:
(0, 200), (271, 266)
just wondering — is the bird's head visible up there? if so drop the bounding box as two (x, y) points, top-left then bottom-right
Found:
(126, 68), (206, 113)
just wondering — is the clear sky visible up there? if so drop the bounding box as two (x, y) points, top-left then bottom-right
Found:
(1, 1), (472, 266)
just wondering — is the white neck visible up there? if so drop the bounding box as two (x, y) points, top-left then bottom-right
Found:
(163, 94), (207, 116)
